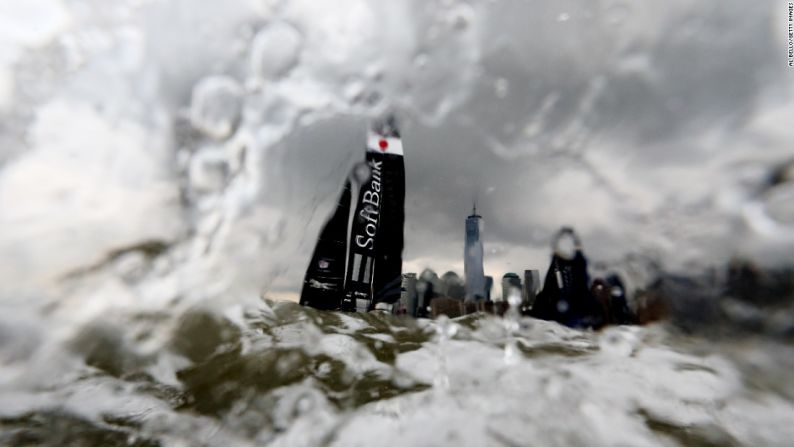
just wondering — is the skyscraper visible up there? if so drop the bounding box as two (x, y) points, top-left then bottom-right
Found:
(396, 273), (417, 316)
(464, 204), (486, 300)
(523, 269), (541, 308)
(501, 272), (522, 302)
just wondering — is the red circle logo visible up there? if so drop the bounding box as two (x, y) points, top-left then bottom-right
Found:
(378, 139), (388, 151)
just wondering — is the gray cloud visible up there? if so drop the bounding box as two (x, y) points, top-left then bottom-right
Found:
(265, 0), (791, 294)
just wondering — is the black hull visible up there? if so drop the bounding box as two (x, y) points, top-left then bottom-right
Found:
(299, 179), (352, 310)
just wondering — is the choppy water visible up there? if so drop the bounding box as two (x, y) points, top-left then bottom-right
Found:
(2, 298), (794, 447)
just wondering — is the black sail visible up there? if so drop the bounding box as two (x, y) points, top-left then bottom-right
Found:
(299, 178), (352, 310)
(342, 118), (405, 312)
(371, 120), (405, 307)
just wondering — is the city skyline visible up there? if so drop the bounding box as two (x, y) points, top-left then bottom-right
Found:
(272, 203), (547, 303)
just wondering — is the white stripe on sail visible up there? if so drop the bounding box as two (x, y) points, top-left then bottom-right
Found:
(352, 253), (362, 282)
(363, 256), (372, 283)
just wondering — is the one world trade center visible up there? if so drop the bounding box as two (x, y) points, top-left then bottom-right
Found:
(464, 204), (485, 300)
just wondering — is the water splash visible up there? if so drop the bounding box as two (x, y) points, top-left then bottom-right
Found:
(504, 289), (522, 365)
(434, 315), (458, 391)
(189, 76), (243, 140)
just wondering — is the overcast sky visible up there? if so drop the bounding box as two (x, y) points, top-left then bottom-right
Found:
(262, 0), (794, 298)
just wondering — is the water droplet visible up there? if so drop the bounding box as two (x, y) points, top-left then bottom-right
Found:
(557, 300), (569, 313)
(296, 394), (315, 414)
(365, 64), (383, 81)
(113, 251), (147, 282)
(437, 315), (459, 339)
(189, 76), (243, 139)
(494, 78), (509, 98)
(507, 289), (522, 308)
(598, 327), (639, 357)
(249, 22), (303, 80)
(448, 5), (473, 30)
(504, 289), (522, 365)
(364, 90), (383, 108)
(343, 79), (365, 102)
(606, 3), (630, 26)
(189, 148), (229, 194)
(413, 53), (429, 69)
(434, 316), (458, 391)
(353, 162), (371, 184)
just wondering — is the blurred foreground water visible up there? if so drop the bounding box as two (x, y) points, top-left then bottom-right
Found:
(3, 299), (794, 446)
(1, 0), (794, 445)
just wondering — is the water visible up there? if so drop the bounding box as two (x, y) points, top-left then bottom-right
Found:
(2, 300), (794, 446)
(2, 0), (794, 445)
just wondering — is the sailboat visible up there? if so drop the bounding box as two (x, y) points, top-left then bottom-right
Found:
(300, 117), (405, 313)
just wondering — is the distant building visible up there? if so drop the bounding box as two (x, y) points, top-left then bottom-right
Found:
(464, 204), (486, 300)
(416, 268), (441, 318)
(484, 276), (493, 301)
(430, 296), (465, 319)
(397, 273), (418, 316)
(441, 271), (466, 300)
(501, 272), (522, 302)
(523, 269), (541, 308)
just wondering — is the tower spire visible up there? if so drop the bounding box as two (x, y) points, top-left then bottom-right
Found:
(469, 201), (480, 218)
